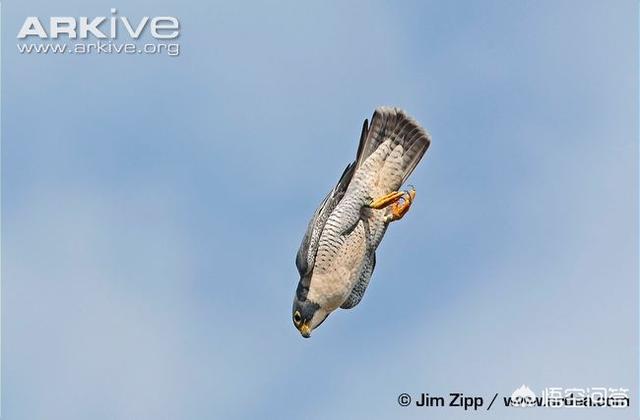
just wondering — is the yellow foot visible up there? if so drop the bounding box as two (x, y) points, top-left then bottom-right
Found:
(367, 187), (416, 223)
(368, 190), (406, 209)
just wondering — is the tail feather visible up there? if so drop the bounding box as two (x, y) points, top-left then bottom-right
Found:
(355, 106), (431, 183)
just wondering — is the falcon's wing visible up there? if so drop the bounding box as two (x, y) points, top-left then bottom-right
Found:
(295, 162), (356, 277)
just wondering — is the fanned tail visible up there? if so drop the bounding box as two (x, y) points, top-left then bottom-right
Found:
(355, 106), (431, 183)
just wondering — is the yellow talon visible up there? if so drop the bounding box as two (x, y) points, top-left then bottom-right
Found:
(368, 191), (406, 209)
(373, 188), (416, 223)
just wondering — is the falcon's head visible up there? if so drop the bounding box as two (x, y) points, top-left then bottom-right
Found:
(292, 296), (329, 338)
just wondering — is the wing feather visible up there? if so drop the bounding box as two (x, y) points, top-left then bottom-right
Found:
(295, 162), (356, 276)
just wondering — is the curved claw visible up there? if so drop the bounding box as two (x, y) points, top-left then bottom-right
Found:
(387, 189), (416, 222)
(369, 186), (418, 223)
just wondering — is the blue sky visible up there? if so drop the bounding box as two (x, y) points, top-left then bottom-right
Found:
(2, 1), (637, 419)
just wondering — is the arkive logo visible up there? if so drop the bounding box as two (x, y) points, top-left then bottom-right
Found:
(16, 9), (181, 57)
(17, 8), (180, 39)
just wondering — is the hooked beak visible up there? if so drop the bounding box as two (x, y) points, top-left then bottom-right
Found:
(299, 323), (311, 338)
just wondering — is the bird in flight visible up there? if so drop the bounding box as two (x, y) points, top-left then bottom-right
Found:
(292, 107), (431, 338)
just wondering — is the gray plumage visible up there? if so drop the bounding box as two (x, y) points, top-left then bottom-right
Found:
(292, 106), (431, 337)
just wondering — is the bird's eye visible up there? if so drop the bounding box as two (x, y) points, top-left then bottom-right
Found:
(293, 311), (302, 325)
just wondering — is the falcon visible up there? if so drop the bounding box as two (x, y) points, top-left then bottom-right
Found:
(292, 107), (431, 338)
